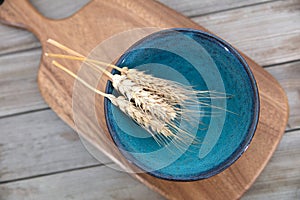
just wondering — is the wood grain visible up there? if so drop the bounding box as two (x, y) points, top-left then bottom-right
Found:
(0, 0), (290, 200)
(0, 0), (297, 199)
(0, 49), (46, 117)
(0, 163), (164, 200)
(242, 129), (300, 200)
(0, 62), (298, 184)
(28, 0), (276, 19)
(0, 109), (107, 183)
(160, 0), (273, 17)
(0, 129), (299, 200)
(1, 56), (299, 182)
(0, 50), (298, 130)
(1, 0), (298, 66)
(29, 0), (90, 19)
(0, 0), (89, 55)
(266, 62), (300, 130)
(193, 0), (300, 66)
(0, 25), (39, 55)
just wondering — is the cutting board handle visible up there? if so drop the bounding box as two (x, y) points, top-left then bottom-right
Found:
(0, 0), (48, 36)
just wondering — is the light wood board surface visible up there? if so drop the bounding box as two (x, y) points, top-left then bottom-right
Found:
(0, 0), (298, 199)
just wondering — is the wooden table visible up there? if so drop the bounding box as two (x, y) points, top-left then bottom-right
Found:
(0, 0), (299, 199)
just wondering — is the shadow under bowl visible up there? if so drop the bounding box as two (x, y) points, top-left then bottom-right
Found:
(104, 28), (259, 181)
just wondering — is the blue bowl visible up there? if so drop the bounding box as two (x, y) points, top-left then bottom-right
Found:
(104, 28), (259, 181)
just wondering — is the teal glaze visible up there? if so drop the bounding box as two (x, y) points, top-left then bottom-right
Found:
(104, 28), (259, 181)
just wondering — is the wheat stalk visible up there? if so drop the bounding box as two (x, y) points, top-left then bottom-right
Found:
(46, 39), (234, 151)
(46, 52), (232, 115)
(45, 51), (230, 110)
(45, 40), (178, 122)
(46, 51), (178, 123)
(51, 60), (195, 149)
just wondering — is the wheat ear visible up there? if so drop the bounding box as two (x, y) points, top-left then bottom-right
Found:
(45, 49), (232, 114)
(45, 46), (178, 122)
(51, 60), (195, 148)
(46, 39), (235, 150)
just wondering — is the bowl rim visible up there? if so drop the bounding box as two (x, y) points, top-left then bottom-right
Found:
(104, 28), (260, 181)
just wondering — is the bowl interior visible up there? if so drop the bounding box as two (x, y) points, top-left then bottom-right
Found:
(105, 28), (259, 181)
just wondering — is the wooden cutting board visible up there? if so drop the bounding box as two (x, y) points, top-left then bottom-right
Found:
(0, 0), (289, 199)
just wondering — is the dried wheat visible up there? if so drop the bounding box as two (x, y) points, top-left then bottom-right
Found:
(51, 60), (195, 148)
(46, 39), (233, 150)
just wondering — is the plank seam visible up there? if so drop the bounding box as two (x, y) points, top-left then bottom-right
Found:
(263, 59), (300, 68)
(0, 107), (50, 120)
(285, 128), (300, 133)
(188, 0), (280, 18)
(0, 46), (41, 58)
(0, 163), (111, 185)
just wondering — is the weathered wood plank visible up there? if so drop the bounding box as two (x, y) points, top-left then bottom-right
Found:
(1, 48), (298, 128)
(0, 164), (164, 200)
(192, 0), (300, 66)
(159, 0), (272, 17)
(29, 0), (276, 19)
(0, 109), (110, 182)
(0, 0), (90, 55)
(0, 25), (40, 55)
(29, 0), (90, 19)
(0, 62), (296, 197)
(266, 62), (300, 130)
(0, 129), (298, 200)
(0, 59), (298, 186)
(242, 130), (300, 200)
(0, 49), (47, 117)
(0, 0), (299, 199)
(0, 0), (298, 68)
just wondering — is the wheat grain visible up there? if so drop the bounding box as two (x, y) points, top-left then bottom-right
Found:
(112, 74), (177, 121)
(46, 39), (234, 151)
(51, 60), (196, 149)
(45, 52), (178, 122)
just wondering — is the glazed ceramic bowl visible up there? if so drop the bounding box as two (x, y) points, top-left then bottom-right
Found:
(104, 28), (259, 181)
